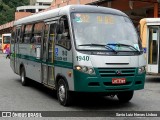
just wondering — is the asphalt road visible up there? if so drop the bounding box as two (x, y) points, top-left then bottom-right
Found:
(0, 54), (160, 119)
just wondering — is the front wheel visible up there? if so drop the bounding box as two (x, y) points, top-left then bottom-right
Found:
(117, 91), (134, 103)
(57, 79), (72, 106)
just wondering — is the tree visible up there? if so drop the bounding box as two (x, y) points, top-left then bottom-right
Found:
(0, 0), (29, 25)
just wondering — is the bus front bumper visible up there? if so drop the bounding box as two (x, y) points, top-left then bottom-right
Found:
(73, 68), (145, 92)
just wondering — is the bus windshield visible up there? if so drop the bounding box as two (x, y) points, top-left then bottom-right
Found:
(72, 13), (142, 51)
(3, 36), (11, 44)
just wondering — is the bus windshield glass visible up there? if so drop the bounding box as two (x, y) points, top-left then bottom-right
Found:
(72, 13), (142, 51)
(3, 36), (11, 44)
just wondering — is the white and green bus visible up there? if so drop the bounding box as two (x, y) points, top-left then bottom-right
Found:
(10, 5), (146, 106)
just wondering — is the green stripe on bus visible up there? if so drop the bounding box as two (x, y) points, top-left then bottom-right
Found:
(54, 60), (73, 69)
(12, 53), (73, 69)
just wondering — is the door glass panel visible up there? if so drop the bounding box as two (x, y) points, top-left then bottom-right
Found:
(48, 24), (55, 63)
(48, 23), (56, 85)
(148, 27), (158, 64)
(42, 24), (49, 84)
(42, 25), (49, 61)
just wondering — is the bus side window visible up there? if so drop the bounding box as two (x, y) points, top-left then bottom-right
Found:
(19, 27), (24, 44)
(23, 24), (33, 44)
(31, 22), (44, 44)
(56, 16), (71, 50)
(11, 32), (15, 44)
(21, 25), (25, 43)
(42, 24), (49, 61)
(11, 27), (16, 43)
(16, 28), (20, 43)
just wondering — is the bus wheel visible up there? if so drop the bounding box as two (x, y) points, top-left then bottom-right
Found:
(57, 79), (71, 106)
(20, 67), (28, 86)
(117, 91), (134, 103)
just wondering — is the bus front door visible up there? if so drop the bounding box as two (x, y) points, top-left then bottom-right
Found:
(147, 26), (159, 73)
(42, 23), (56, 88)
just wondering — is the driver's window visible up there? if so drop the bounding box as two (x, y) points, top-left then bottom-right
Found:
(56, 16), (71, 50)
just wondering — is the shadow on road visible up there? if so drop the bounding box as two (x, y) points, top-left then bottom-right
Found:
(71, 95), (135, 110)
(146, 75), (160, 83)
(15, 78), (135, 110)
(15, 78), (57, 99)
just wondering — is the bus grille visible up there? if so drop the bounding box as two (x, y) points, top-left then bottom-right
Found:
(98, 68), (136, 77)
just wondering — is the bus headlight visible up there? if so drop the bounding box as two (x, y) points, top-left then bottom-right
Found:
(138, 66), (146, 74)
(75, 66), (82, 71)
(88, 68), (94, 74)
(75, 65), (95, 75)
(82, 66), (88, 72)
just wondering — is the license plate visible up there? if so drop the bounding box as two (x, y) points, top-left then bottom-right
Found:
(112, 78), (126, 84)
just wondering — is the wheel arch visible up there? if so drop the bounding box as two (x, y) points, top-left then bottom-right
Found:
(55, 74), (69, 90)
(19, 63), (25, 74)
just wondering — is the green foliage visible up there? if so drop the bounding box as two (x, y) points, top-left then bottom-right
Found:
(0, 0), (29, 25)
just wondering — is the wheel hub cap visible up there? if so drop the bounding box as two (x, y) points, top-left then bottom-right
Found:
(58, 85), (65, 101)
(21, 72), (24, 83)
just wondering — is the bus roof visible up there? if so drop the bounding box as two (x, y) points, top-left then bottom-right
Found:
(140, 18), (160, 24)
(14, 5), (127, 25)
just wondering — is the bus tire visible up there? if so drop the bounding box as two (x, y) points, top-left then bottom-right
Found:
(57, 78), (72, 106)
(117, 91), (134, 103)
(20, 67), (28, 86)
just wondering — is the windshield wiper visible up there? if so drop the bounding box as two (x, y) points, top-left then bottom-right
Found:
(79, 43), (104, 47)
(107, 43), (141, 54)
(105, 44), (118, 54)
(78, 43), (117, 53)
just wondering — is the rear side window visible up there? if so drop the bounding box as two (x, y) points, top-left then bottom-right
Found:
(23, 24), (33, 43)
(31, 22), (45, 44)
